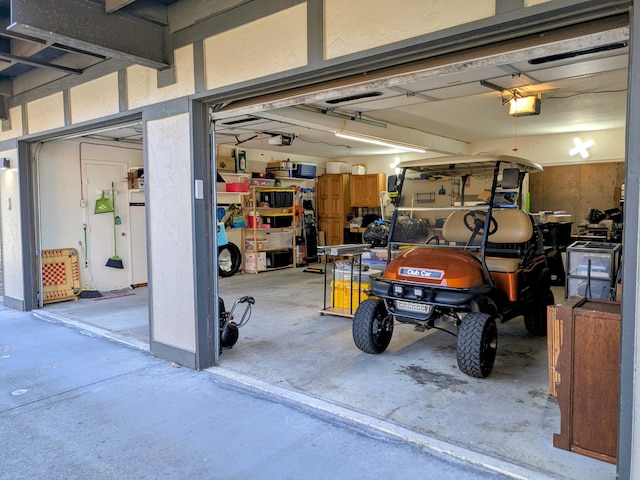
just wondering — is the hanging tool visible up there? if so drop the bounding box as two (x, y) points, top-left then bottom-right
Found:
(78, 228), (102, 298)
(105, 182), (124, 269)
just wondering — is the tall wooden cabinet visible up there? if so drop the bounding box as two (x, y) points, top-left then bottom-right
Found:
(350, 173), (386, 207)
(317, 174), (350, 246)
(553, 297), (621, 464)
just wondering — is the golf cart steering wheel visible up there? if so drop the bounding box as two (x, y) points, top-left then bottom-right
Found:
(463, 210), (498, 236)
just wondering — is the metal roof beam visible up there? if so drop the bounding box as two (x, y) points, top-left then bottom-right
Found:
(8, 0), (169, 70)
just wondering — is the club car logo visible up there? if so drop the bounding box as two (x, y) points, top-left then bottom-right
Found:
(399, 267), (444, 280)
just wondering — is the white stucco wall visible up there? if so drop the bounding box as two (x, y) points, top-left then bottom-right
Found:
(70, 73), (120, 124)
(0, 148), (22, 302)
(324, 0), (495, 59)
(0, 107), (23, 142)
(27, 93), (65, 134)
(146, 113), (196, 351)
(127, 45), (195, 110)
(203, 4), (307, 89)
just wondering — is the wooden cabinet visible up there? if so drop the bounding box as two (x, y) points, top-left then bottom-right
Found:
(242, 186), (296, 273)
(350, 173), (386, 207)
(553, 297), (620, 464)
(317, 174), (350, 246)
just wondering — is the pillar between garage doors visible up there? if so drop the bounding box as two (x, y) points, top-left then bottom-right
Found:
(144, 103), (216, 370)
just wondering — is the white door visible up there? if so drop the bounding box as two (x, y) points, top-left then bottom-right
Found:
(84, 162), (130, 291)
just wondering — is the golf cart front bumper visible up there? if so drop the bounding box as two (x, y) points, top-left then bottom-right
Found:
(369, 276), (491, 321)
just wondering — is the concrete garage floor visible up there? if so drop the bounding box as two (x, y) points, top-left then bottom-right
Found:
(38, 265), (616, 480)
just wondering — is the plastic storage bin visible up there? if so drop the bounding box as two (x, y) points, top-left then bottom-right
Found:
(294, 163), (316, 179)
(567, 241), (620, 280)
(331, 280), (373, 310)
(261, 214), (293, 228)
(264, 231), (293, 250)
(266, 249), (293, 268)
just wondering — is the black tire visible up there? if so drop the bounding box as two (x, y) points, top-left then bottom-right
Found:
(524, 288), (554, 336)
(218, 243), (242, 277)
(352, 299), (394, 354)
(456, 312), (498, 378)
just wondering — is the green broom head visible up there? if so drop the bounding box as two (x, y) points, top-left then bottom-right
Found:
(106, 255), (124, 269)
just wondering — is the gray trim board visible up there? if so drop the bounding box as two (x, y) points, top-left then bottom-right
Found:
(21, 104), (27, 135)
(0, 138), (18, 152)
(149, 340), (196, 369)
(118, 69), (128, 112)
(190, 100), (217, 369)
(63, 89), (70, 125)
(496, 0), (524, 15)
(618, 5), (639, 479)
(17, 140), (37, 311)
(2, 295), (25, 311)
(17, 111), (142, 143)
(307, 0), (323, 64)
(193, 40), (205, 93)
(141, 96), (190, 122)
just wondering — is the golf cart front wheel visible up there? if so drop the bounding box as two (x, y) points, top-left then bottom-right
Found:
(352, 299), (394, 354)
(456, 312), (498, 378)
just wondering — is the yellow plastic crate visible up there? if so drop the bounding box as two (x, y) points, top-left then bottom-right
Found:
(330, 280), (373, 310)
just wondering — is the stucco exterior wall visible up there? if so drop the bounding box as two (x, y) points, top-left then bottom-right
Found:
(27, 93), (65, 134)
(0, 107), (23, 141)
(0, 148), (22, 302)
(324, 0), (495, 59)
(203, 4), (307, 89)
(146, 113), (196, 352)
(70, 73), (120, 124)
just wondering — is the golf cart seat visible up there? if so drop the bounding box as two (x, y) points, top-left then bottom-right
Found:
(442, 209), (533, 273)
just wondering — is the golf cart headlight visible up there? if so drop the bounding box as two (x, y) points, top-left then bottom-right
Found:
(393, 284), (404, 297)
(413, 287), (423, 299)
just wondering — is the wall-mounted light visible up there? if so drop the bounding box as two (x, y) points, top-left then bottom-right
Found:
(1, 158), (9, 170)
(569, 137), (594, 159)
(509, 95), (541, 116)
(335, 131), (426, 153)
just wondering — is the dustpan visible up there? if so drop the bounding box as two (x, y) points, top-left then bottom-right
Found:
(95, 191), (115, 214)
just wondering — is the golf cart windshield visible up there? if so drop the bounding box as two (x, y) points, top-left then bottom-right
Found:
(388, 154), (542, 246)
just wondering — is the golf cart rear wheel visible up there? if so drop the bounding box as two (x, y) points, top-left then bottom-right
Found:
(352, 299), (394, 354)
(457, 312), (498, 378)
(218, 243), (242, 277)
(524, 288), (554, 336)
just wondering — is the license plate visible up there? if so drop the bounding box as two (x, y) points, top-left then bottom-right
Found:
(395, 300), (432, 314)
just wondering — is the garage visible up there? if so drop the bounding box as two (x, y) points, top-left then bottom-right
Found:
(1, 1), (637, 479)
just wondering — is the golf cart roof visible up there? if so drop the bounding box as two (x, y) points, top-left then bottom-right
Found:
(398, 154), (543, 178)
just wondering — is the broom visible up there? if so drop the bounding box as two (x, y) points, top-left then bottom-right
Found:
(106, 182), (124, 269)
(78, 234), (102, 298)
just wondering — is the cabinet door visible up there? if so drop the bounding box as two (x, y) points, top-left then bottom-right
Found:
(350, 176), (366, 207)
(351, 174), (386, 207)
(319, 217), (343, 246)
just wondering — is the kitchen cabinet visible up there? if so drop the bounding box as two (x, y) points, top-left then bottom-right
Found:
(350, 173), (386, 207)
(317, 174), (350, 246)
(242, 186), (296, 273)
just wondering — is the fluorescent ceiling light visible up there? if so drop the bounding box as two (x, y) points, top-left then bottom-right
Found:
(335, 131), (426, 153)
